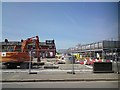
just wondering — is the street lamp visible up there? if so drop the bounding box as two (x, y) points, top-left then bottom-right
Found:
(29, 50), (32, 74)
(67, 56), (75, 74)
(29, 49), (37, 74)
(72, 56), (75, 74)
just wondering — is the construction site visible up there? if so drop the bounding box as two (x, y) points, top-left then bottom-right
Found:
(0, 35), (120, 89)
(0, 36), (120, 71)
(0, 36), (56, 69)
(1, 2), (120, 89)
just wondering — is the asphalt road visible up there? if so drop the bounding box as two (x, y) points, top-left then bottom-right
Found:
(2, 81), (118, 88)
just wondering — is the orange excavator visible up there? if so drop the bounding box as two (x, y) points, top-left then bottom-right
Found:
(0, 36), (40, 69)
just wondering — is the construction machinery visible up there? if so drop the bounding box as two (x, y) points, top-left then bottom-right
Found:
(0, 36), (40, 69)
(72, 53), (80, 60)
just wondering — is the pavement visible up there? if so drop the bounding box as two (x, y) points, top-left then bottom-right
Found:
(1, 59), (120, 82)
(1, 70), (119, 82)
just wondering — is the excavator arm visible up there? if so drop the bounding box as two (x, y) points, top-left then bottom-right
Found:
(21, 36), (41, 62)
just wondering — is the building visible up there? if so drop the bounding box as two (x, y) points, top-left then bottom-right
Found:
(67, 40), (120, 61)
(0, 40), (56, 58)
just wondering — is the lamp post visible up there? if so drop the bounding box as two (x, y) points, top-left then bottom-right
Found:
(72, 56), (75, 74)
(29, 49), (37, 74)
(29, 50), (32, 74)
(67, 56), (75, 74)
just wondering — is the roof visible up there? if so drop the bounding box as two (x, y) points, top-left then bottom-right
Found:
(0, 41), (55, 46)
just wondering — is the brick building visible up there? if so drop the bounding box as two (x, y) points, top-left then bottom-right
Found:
(0, 40), (56, 58)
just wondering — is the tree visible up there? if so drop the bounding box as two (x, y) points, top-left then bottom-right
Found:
(5, 39), (8, 43)
(21, 39), (23, 42)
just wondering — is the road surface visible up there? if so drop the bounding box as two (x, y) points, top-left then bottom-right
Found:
(2, 81), (118, 88)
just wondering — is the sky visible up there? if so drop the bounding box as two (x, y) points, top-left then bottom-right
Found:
(2, 2), (118, 49)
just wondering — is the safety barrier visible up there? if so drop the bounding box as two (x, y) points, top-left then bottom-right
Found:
(93, 62), (114, 73)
